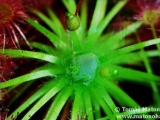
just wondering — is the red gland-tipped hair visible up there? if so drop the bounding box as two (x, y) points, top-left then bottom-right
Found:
(0, 0), (31, 49)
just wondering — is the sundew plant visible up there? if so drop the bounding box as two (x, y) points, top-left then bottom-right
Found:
(0, 0), (160, 120)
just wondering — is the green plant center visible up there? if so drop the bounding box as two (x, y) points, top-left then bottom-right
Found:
(142, 10), (158, 25)
(0, 3), (14, 23)
(65, 53), (99, 84)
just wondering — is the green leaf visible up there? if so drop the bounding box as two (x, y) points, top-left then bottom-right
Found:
(26, 19), (68, 52)
(7, 82), (33, 107)
(62, 0), (76, 13)
(83, 87), (94, 120)
(98, 21), (142, 52)
(105, 50), (159, 65)
(47, 8), (68, 41)
(98, 0), (128, 35)
(45, 85), (73, 120)
(88, 0), (107, 34)
(92, 98), (101, 119)
(69, 31), (81, 51)
(100, 79), (139, 107)
(0, 49), (61, 64)
(71, 85), (83, 120)
(8, 79), (58, 119)
(100, 38), (160, 62)
(100, 87), (120, 119)
(79, 0), (88, 40)
(85, 0), (128, 47)
(33, 10), (60, 35)
(22, 78), (67, 120)
(31, 42), (58, 55)
(90, 87), (114, 119)
(0, 68), (64, 89)
(108, 65), (160, 82)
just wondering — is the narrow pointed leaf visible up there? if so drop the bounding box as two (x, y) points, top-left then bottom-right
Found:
(26, 19), (67, 51)
(8, 79), (58, 119)
(83, 87), (94, 120)
(0, 68), (64, 89)
(0, 49), (61, 64)
(45, 85), (73, 120)
(101, 38), (160, 62)
(31, 42), (58, 55)
(22, 78), (67, 120)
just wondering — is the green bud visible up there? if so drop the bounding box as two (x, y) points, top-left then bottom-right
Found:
(65, 12), (80, 31)
(99, 66), (118, 79)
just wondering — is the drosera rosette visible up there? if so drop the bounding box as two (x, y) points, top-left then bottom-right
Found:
(0, 0), (160, 119)
(0, 0), (32, 49)
(133, 0), (160, 26)
(132, 0), (160, 57)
